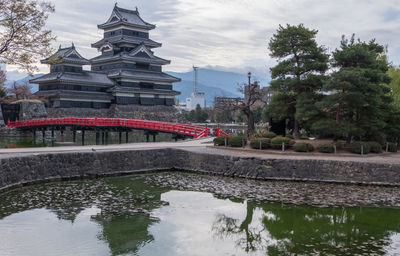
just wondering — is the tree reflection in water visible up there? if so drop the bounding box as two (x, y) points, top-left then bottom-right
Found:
(212, 200), (400, 255)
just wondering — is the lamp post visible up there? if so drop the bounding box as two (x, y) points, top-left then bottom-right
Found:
(248, 72), (251, 86)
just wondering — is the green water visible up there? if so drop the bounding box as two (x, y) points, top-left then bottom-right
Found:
(0, 173), (399, 256)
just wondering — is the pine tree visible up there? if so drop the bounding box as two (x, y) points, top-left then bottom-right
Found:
(313, 35), (391, 142)
(267, 24), (328, 138)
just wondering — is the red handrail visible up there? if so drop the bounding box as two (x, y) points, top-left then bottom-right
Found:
(7, 118), (215, 139)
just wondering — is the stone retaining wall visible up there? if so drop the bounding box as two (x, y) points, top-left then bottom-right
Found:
(1, 149), (399, 191)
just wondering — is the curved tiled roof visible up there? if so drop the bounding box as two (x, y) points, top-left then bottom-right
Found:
(91, 35), (161, 49)
(41, 44), (90, 65)
(98, 5), (155, 30)
(30, 71), (115, 86)
(108, 69), (181, 83)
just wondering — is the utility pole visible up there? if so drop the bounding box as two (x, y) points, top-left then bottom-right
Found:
(193, 66), (199, 94)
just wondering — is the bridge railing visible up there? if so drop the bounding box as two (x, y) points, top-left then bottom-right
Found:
(8, 118), (211, 138)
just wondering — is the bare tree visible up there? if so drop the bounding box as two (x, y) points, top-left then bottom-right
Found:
(236, 81), (265, 137)
(7, 80), (32, 100)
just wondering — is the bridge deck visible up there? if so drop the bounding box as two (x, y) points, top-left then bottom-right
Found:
(7, 118), (214, 139)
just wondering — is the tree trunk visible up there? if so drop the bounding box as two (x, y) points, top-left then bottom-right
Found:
(247, 110), (255, 138)
(293, 118), (300, 139)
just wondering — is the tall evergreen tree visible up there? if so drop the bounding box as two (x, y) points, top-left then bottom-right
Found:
(313, 35), (391, 142)
(267, 24), (328, 138)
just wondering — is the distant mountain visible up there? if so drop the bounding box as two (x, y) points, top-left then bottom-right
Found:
(5, 68), (270, 106)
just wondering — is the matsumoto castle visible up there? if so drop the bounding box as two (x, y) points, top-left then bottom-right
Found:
(31, 4), (181, 108)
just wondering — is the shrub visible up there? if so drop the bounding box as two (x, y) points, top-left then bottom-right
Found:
(367, 141), (383, 153)
(264, 131), (277, 138)
(213, 136), (229, 146)
(293, 142), (314, 152)
(286, 134), (295, 139)
(270, 136), (293, 149)
(300, 135), (309, 140)
(388, 142), (398, 152)
(317, 144), (334, 153)
(333, 141), (344, 150)
(250, 138), (270, 149)
(228, 136), (246, 147)
(348, 142), (371, 154)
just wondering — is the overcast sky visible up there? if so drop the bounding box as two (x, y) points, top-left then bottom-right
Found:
(6, 0), (400, 79)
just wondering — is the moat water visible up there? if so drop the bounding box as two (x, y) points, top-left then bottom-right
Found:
(0, 172), (399, 256)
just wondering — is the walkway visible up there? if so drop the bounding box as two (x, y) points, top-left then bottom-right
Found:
(0, 138), (400, 165)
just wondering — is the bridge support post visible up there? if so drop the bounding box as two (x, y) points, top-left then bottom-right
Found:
(72, 130), (76, 143)
(95, 131), (100, 145)
(42, 129), (46, 144)
(81, 129), (85, 146)
(119, 131), (122, 144)
(33, 129), (36, 144)
(60, 130), (64, 143)
(153, 133), (156, 142)
(146, 133), (150, 143)
(101, 132), (105, 145)
(105, 132), (109, 145)
(126, 131), (129, 143)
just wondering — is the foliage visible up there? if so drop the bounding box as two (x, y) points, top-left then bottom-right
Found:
(367, 141), (383, 153)
(0, 0), (56, 73)
(270, 136), (293, 149)
(249, 138), (270, 149)
(317, 144), (334, 153)
(267, 24), (329, 138)
(313, 35), (391, 142)
(213, 136), (229, 146)
(348, 142), (371, 154)
(264, 132), (277, 139)
(184, 104), (208, 123)
(286, 134), (294, 139)
(252, 129), (276, 139)
(214, 108), (235, 123)
(228, 136), (246, 147)
(388, 66), (400, 109)
(293, 142), (314, 152)
(387, 142), (398, 152)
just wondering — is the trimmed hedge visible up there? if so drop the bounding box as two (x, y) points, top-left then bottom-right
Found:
(388, 143), (398, 152)
(250, 138), (270, 149)
(367, 141), (383, 153)
(286, 134), (295, 139)
(293, 142), (314, 152)
(270, 136), (294, 149)
(348, 142), (371, 154)
(228, 136), (247, 147)
(213, 136), (229, 146)
(264, 132), (277, 139)
(317, 144), (334, 153)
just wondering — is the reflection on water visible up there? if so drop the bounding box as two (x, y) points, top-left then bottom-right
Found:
(0, 173), (399, 256)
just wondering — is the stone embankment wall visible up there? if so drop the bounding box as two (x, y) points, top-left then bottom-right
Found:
(0, 149), (399, 191)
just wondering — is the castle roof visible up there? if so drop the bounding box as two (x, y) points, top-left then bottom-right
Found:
(90, 44), (170, 65)
(41, 44), (90, 65)
(108, 69), (181, 83)
(30, 71), (114, 86)
(98, 4), (155, 30)
(91, 35), (161, 49)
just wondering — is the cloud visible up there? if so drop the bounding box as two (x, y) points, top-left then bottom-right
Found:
(6, 0), (400, 80)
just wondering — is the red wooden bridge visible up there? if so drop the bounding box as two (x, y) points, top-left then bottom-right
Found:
(7, 118), (231, 144)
